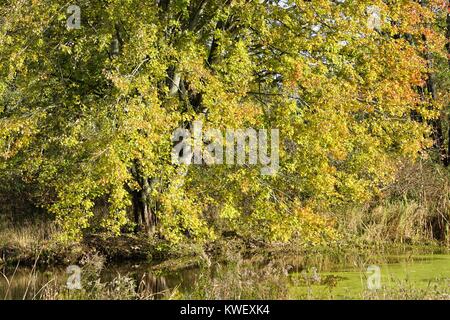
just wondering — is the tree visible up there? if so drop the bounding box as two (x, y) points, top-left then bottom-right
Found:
(418, 0), (449, 166)
(0, 0), (446, 243)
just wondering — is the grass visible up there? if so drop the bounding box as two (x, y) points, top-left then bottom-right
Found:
(0, 215), (83, 267)
(336, 160), (450, 246)
(0, 217), (56, 249)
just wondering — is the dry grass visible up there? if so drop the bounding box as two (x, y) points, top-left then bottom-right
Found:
(0, 217), (57, 249)
(338, 160), (450, 245)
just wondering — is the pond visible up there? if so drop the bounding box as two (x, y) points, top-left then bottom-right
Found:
(289, 252), (450, 299)
(1, 248), (449, 300)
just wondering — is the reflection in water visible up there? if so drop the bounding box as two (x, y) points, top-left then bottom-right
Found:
(0, 266), (180, 300)
(0, 267), (61, 300)
(137, 273), (169, 299)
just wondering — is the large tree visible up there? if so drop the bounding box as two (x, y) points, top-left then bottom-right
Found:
(0, 0), (446, 243)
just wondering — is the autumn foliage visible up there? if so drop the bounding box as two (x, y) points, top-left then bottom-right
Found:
(0, 0), (448, 244)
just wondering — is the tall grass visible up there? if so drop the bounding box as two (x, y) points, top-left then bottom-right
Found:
(338, 160), (450, 244)
(0, 217), (57, 249)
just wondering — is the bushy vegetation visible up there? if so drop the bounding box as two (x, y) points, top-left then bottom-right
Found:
(337, 160), (450, 244)
(0, 1), (449, 252)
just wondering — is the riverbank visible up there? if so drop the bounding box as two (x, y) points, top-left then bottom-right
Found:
(1, 226), (448, 270)
(1, 215), (449, 300)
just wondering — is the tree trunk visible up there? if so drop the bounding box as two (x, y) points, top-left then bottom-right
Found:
(419, 1), (448, 165)
(427, 75), (447, 164)
(130, 162), (157, 234)
(423, 44), (446, 164)
(446, 10), (450, 167)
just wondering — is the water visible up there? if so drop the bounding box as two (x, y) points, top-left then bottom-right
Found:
(289, 253), (450, 299)
(1, 249), (449, 300)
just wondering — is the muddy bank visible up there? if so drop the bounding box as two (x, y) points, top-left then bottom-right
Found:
(0, 234), (158, 267)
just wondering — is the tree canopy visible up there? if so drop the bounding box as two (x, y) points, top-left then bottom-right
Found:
(0, 0), (448, 243)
